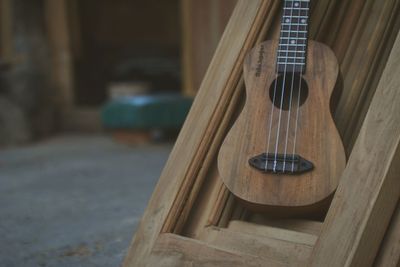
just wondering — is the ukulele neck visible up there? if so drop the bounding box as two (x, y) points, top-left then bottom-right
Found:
(277, 0), (310, 74)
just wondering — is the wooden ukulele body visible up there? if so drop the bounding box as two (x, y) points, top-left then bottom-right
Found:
(217, 40), (346, 213)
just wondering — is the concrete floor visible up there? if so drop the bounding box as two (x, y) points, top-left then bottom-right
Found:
(0, 135), (172, 267)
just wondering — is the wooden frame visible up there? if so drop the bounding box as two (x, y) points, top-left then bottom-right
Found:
(124, 0), (400, 266)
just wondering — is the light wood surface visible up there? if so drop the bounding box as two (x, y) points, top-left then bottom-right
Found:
(227, 220), (317, 245)
(218, 40), (346, 209)
(309, 29), (400, 267)
(243, 216), (323, 236)
(201, 226), (313, 266)
(148, 233), (285, 267)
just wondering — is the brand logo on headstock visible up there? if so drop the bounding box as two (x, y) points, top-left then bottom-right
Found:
(256, 45), (265, 77)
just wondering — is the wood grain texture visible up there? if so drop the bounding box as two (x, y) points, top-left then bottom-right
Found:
(374, 201), (400, 267)
(200, 226), (314, 266)
(123, 1), (271, 265)
(218, 40), (346, 209)
(148, 233), (285, 267)
(125, 1), (400, 266)
(309, 30), (400, 267)
(227, 220), (318, 245)
(243, 216), (323, 235)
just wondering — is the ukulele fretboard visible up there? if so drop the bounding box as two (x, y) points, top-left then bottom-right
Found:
(277, 0), (310, 74)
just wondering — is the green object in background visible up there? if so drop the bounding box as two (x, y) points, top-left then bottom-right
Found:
(101, 94), (193, 130)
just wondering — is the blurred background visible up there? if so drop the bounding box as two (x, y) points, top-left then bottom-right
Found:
(0, 0), (236, 266)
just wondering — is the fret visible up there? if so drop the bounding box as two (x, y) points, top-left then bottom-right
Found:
(277, 66), (304, 73)
(279, 44), (307, 50)
(282, 30), (308, 36)
(281, 31), (308, 34)
(278, 50), (305, 53)
(281, 30), (307, 39)
(282, 25), (307, 32)
(277, 62), (306, 65)
(283, 15), (309, 18)
(283, 9), (309, 17)
(282, 17), (309, 24)
(279, 41), (307, 46)
(278, 51), (305, 57)
(277, 56), (305, 59)
(282, 25), (308, 31)
(277, 56), (305, 61)
(283, 7), (309, 10)
(281, 30), (307, 33)
(280, 37), (307, 40)
(278, 56), (304, 61)
(282, 23), (308, 26)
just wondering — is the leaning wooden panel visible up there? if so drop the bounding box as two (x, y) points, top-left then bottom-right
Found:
(374, 201), (400, 267)
(309, 30), (400, 267)
(123, 1), (271, 266)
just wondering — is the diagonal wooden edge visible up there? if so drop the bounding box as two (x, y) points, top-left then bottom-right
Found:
(123, 1), (273, 266)
(309, 28), (400, 267)
(374, 200), (400, 266)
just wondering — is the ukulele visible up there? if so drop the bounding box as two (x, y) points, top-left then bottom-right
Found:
(218, 0), (346, 213)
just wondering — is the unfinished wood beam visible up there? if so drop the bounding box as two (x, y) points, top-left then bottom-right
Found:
(200, 226), (314, 266)
(309, 29), (400, 267)
(148, 234), (284, 267)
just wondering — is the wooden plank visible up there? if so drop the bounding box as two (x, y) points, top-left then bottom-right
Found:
(123, 1), (271, 265)
(148, 233), (283, 267)
(227, 221), (318, 246)
(374, 201), (400, 267)
(345, 0), (400, 150)
(337, 0), (400, 151)
(309, 29), (400, 267)
(242, 216), (323, 236)
(201, 226), (314, 266)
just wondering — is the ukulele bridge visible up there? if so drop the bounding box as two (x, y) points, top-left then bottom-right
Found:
(248, 153), (314, 174)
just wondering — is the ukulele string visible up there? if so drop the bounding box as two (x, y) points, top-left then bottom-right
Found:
(273, 0), (295, 173)
(283, 1), (302, 173)
(265, 75), (279, 171)
(265, 2), (290, 171)
(291, 1), (309, 172)
(291, 70), (303, 172)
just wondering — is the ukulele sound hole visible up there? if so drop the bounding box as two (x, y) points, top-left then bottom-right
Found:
(269, 73), (308, 110)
